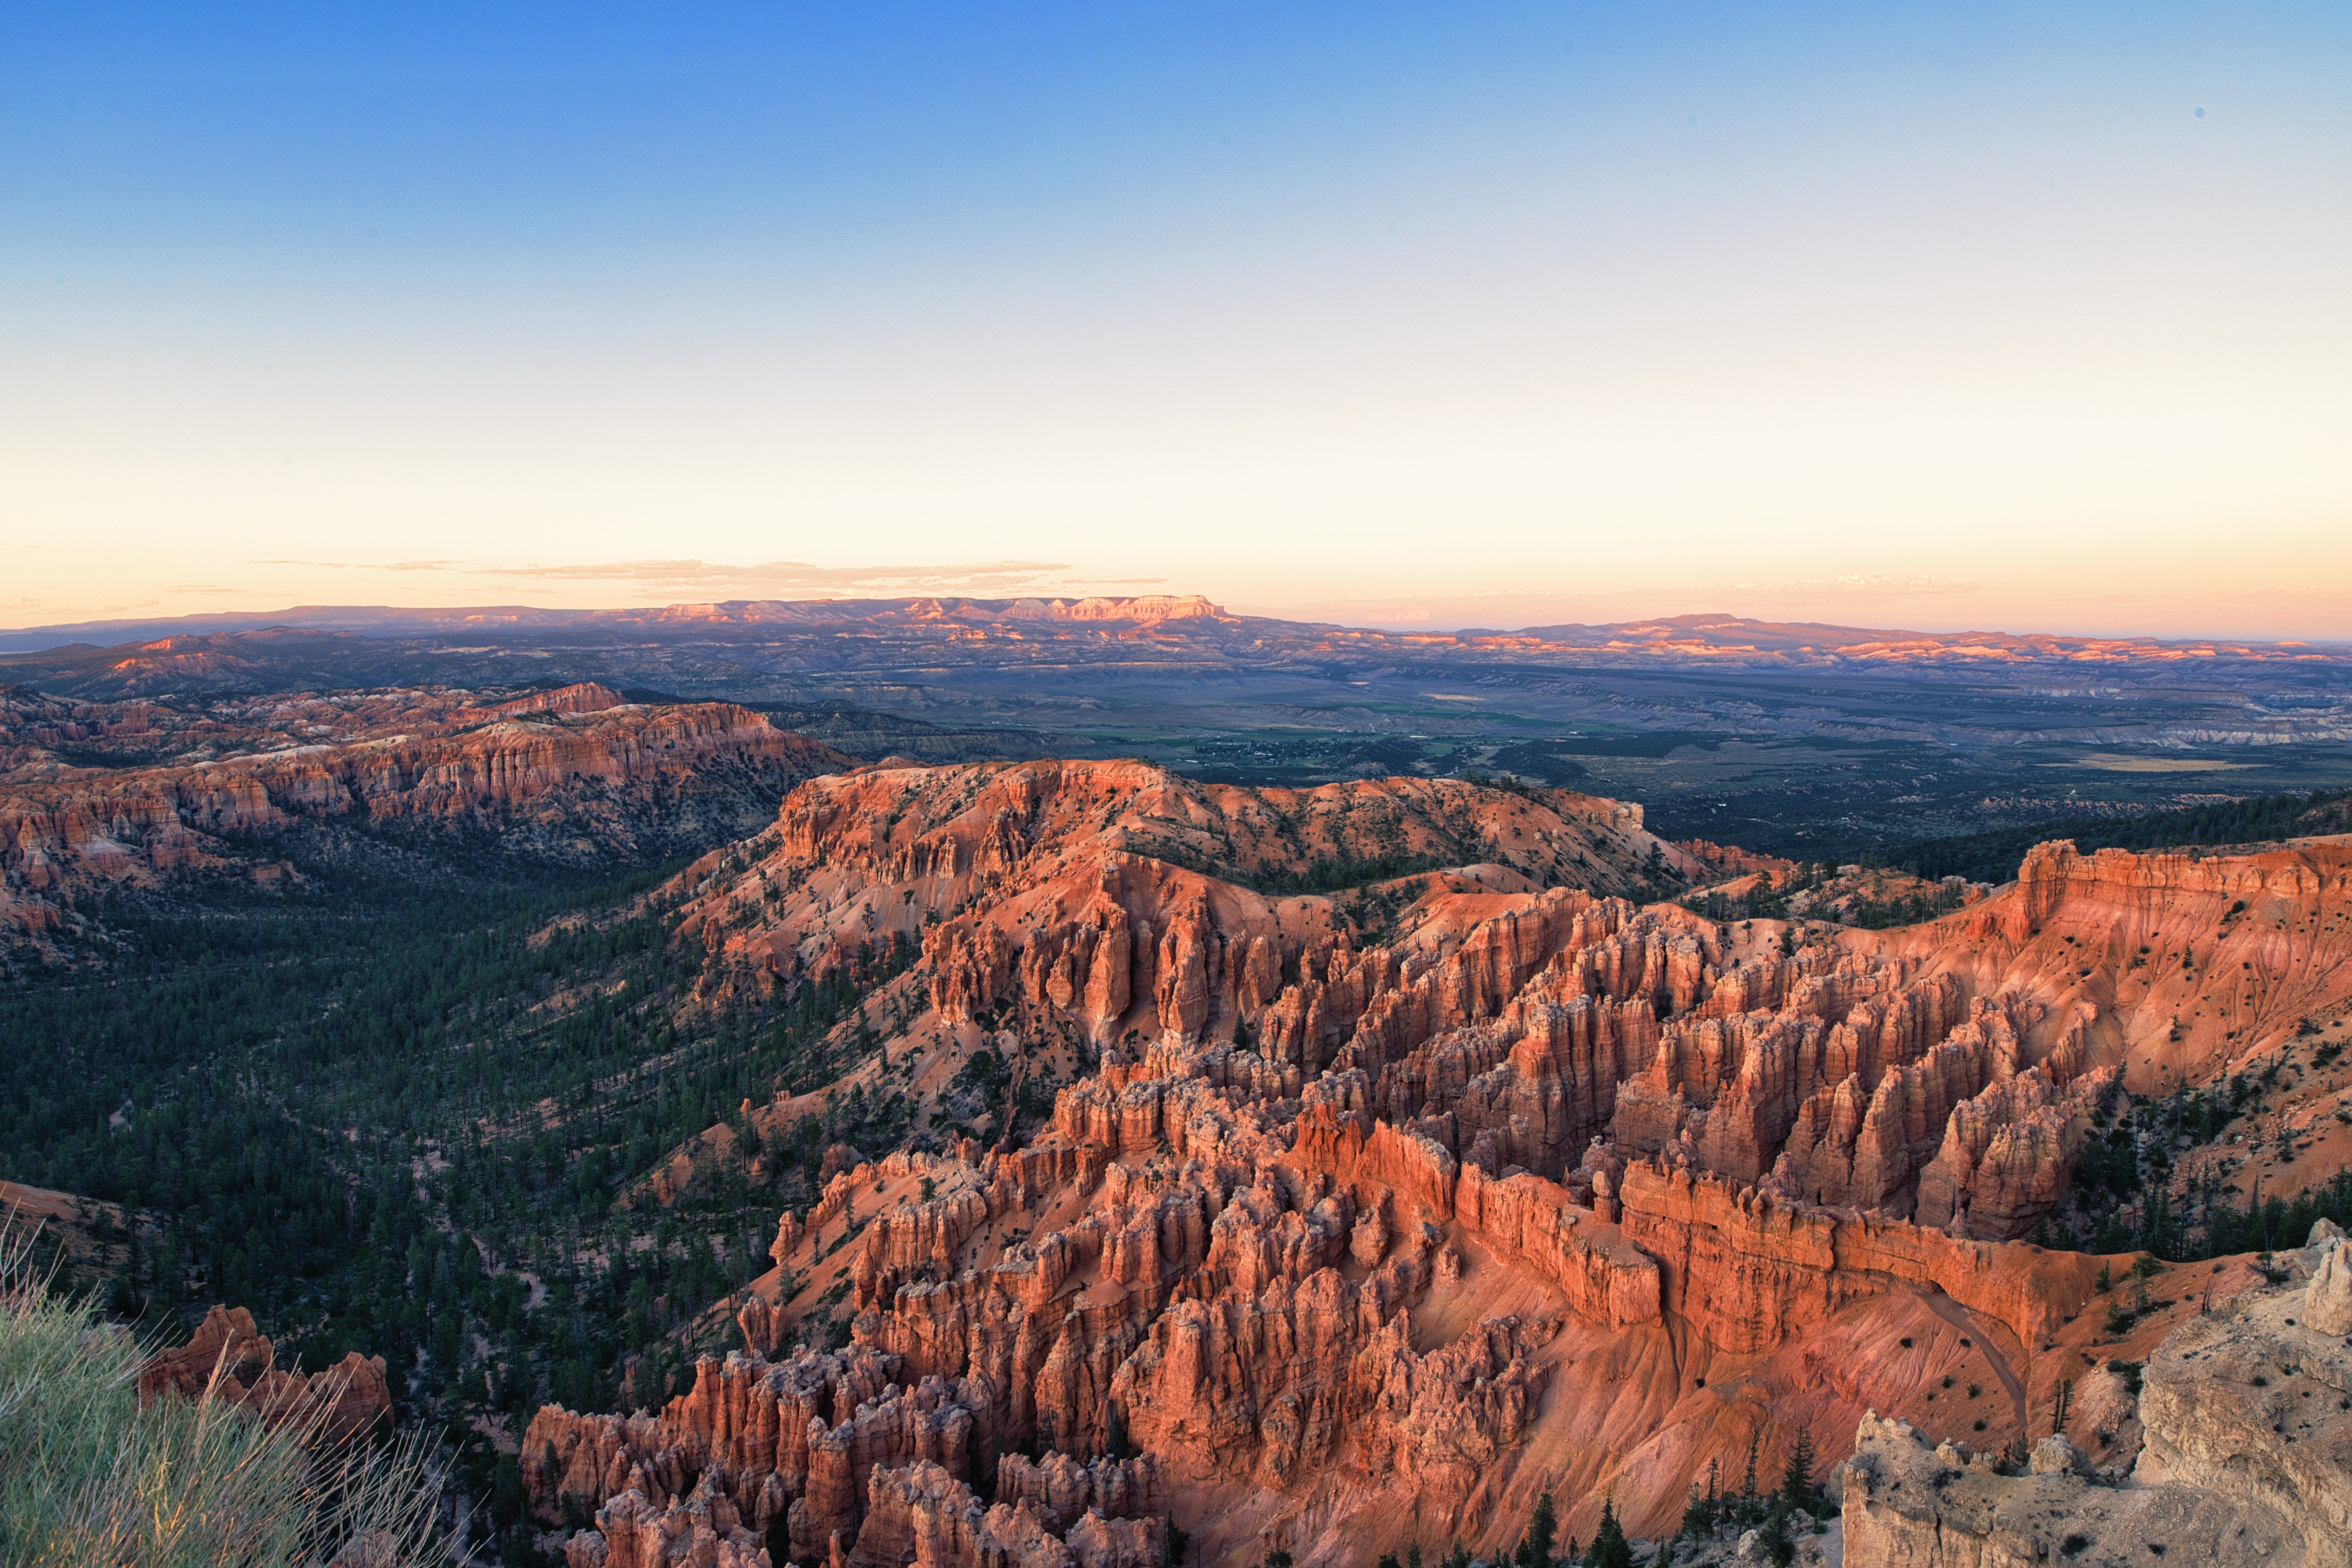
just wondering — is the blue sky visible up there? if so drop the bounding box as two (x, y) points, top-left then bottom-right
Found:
(6, 4), (2348, 635)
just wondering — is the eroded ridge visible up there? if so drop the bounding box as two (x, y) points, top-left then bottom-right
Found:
(528, 768), (2352, 1568)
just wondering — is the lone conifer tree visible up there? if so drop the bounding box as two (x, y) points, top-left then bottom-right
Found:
(1515, 1491), (1557, 1568)
(1678, 1483), (1715, 1541)
(1779, 1427), (1816, 1515)
(1582, 1495), (1632, 1568)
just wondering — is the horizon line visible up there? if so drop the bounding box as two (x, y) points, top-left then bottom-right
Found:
(5, 596), (2351, 657)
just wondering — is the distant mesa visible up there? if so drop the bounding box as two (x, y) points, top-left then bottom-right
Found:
(0, 592), (1232, 651)
(4, 598), (2342, 670)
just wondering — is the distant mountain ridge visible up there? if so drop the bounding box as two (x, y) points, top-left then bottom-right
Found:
(5, 597), (2346, 664)
(0, 594), (1231, 653)
(6, 600), (2348, 783)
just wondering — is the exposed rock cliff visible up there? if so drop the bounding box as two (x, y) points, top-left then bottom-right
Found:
(0, 681), (849, 955)
(1842, 1267), (2352, 1567)
(138, 1303), (391, 1445)
(524, 788), (2352, 1568)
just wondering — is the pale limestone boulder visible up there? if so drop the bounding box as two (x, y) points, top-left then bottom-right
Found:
(2307, 1237), (2352, 1336)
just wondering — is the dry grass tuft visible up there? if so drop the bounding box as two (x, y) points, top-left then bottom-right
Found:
(0, 1212), (470, 1567)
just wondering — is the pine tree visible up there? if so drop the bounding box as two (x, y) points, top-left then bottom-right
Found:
(1515, 1491), (1558, 1568)
(1678, 1483), (1716, 1541)
(1581, 1495), (1632, 1568)
(491, 1453), (527, 1529)
(1779, 1427), (1816, 1516)
(1738, 1432), (1761, 1521)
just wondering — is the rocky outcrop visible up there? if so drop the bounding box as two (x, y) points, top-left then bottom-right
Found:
(993, 1454), (1165, 1535)
(1912, 1063), (2112, 1240)
(844, 1459), (1160, 1568)
(2133, 1286), (2352, 1553)
(0, 682), (849, 954)
(1900, 835), (2352, 1092)
(531, 813), (2352, 1568)
(1840, 1407), (2301, 1567)
(1842, 1276), (2352, 1568)
(1614, 1159), (2094, 1357)
(521, 1341), (924, 1553)
(2310, 1236), (2352, 1337)
(137, 1304), (390, 1445)
(688, 759), (1703, 1031)
(566, 1475), (771, 1568)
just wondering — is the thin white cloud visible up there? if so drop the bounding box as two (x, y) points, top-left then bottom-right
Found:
(234, 555), (1138, 598)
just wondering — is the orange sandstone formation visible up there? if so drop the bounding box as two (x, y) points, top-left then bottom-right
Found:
(526, 767), (2352, 1567)
(0, 682), (848, 948)
(138, 1303), (391, 1445)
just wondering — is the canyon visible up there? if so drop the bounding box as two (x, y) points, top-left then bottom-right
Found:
(2, 621), (2346, 1568)
(0, 680), (848, 962)
(497, 759), (2352, 1567)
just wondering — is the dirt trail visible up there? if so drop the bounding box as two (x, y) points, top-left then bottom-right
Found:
(1921, 1289), (2027, 1431)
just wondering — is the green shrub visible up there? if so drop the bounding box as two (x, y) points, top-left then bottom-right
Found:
(0, 1223), (463, 1567)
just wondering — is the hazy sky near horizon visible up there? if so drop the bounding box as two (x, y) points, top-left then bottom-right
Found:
(6, 4), (2348, 639)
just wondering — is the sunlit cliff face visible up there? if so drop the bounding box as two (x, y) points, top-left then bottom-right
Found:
(505, 756), (2352, 1565)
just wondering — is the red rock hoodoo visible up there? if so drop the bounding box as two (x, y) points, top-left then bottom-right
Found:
(0, 682), (849, 953)
(138, 1303), (392, 1445)
(526, 763), (2352, 1568)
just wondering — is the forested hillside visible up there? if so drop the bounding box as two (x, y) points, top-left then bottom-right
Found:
(1887, 787), (2352, 883)
(0, 835), (930, 1558)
